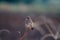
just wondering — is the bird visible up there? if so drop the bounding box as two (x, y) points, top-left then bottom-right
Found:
(25, 16), (34, 31)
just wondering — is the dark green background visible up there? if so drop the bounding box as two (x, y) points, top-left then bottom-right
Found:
(0, 0), (34, 4)
(0, 0), (48, 4)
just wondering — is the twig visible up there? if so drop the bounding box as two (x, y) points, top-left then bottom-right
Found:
(45, 23), (54, 35)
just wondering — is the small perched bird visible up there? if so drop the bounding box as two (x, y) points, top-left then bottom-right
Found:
(20, 16), (34, 40)
(25, 16), (34, 31)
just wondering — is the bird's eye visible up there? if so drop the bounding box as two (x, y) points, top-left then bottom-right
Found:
(26, 16), (30, 19)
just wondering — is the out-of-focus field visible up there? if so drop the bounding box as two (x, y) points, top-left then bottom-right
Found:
(0, 11), (60, 40)
(0, 0), (60, 13)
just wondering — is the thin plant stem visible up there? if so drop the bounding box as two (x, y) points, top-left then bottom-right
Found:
(45, 23), (54, 35)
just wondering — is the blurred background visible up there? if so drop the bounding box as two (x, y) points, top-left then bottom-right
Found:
(0, 0), (60, 40)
